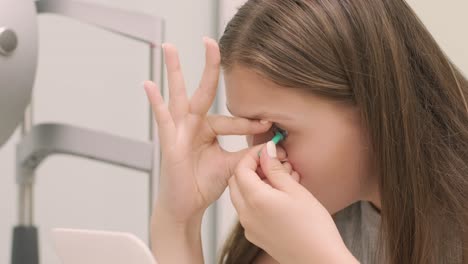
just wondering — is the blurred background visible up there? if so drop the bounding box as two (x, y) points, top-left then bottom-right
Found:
(0, 0), (467, 263)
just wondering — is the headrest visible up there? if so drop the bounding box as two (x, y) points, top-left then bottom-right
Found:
(0, 0), (38, 147)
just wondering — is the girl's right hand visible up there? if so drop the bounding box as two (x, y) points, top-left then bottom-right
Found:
(143, 37), (284, 224)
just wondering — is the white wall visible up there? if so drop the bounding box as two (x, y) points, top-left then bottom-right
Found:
(406, 0), (468, 75)
(0, 0), (218, 263)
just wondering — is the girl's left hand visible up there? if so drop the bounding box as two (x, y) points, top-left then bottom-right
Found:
(228, 141), (359, 264)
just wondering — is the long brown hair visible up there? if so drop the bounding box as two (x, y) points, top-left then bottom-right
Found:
(217, 0), (468, 263)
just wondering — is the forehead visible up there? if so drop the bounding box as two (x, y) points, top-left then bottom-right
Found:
(223, 66), (289, 115)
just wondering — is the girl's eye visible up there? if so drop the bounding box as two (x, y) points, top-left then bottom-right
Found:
(272, 123), (288, 139)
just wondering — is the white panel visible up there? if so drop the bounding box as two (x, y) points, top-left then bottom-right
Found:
(218, 0), (247, 36)
(405, 0), (468, 75)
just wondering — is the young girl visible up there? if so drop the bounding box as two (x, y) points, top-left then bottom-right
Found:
(144, 0), (468, 263)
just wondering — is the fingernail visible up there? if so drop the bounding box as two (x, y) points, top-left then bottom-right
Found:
(260, 120), (270, 125)
(266, 141), (277, 158)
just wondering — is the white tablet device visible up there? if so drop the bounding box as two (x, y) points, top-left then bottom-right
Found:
(52, 228), (157, 264)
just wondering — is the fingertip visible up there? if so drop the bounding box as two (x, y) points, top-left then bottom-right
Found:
(162, 43), (173, 54)
(203, 36), (218, 46)
(161, 43), (177, 57)
(203, 37), (221, 66)
(142, 80), (154, 93)
(162, 42), (173, 49)
(247, 120), (272, 135)
(253, 119), (272, 132)
(142, 81), (148, 91)
(203, 36), (216, 50)
(143, 81), (165, 106)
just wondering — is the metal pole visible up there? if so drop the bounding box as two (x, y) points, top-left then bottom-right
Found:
(12, 102), (39, 264)
(19, 103), (34, 226)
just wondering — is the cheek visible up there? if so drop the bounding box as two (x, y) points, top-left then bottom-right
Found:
(285, 130), (371, 214)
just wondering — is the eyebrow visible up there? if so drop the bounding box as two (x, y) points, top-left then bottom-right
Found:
(225, 104), (291, 120)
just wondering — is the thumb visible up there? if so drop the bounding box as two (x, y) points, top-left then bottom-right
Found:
(259, 141), (298, 192)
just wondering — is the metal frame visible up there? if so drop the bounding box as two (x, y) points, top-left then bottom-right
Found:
(13, 1), (164, 263)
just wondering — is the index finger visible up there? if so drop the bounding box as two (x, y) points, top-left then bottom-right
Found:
(189, 37), (221, 115)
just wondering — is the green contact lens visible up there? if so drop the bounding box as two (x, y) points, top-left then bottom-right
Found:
(271, 131), (285, 144)
(258, 130), (287, 157)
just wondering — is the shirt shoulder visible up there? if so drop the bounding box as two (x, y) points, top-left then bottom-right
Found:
(333, 201), (382, 264)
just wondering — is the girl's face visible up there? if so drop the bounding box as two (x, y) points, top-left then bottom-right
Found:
(224, 66), (379, 214)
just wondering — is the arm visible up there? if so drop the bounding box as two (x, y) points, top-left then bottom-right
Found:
(150, 205), (204, 264)
(143, 38), (272, 264)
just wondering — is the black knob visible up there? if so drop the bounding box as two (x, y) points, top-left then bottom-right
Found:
(0, 27), (18, 56)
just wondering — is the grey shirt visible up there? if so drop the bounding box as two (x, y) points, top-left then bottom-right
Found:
(333, 201), (382, 264)
(333, 201), (463, 264)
